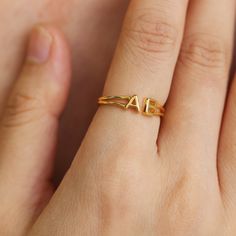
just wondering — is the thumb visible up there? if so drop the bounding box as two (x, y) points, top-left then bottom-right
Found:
(0, 25), (71, 235)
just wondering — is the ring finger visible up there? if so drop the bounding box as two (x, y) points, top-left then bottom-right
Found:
(89, 0), (189, 156)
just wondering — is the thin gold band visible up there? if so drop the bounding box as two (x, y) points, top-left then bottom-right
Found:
(98, 95), (165, 117)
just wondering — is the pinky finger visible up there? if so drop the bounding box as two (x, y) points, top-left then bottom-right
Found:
(0, 25), (71, 235)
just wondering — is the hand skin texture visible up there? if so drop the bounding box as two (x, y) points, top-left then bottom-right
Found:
(0, 0), (236, 236)
(0, 0), (129, 184)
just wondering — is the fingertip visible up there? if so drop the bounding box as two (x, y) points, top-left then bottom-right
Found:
(27, 26), (53, 64)
(40, 24), (72, 115)
(42, 24), (72, 83)
(22, 24), (72, 116)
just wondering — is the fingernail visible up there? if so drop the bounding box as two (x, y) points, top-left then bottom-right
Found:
(27, 26), (53, 64)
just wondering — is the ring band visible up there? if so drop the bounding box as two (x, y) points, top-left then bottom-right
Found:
(98, 95), (165, 117)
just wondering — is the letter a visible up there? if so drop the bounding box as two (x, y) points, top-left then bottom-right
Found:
(125, 95), (141, 112)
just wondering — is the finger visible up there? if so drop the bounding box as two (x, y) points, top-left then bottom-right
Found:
(0, 25), (71, 235)
(90, 0), (189, 155)
(159, 0), (235, 171)
(218, 73), (236, 205)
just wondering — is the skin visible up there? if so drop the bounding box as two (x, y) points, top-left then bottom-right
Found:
(0, 0), (235, 236)
(0, 0), (129, 184)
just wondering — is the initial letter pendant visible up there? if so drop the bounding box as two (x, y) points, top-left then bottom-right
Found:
(125, 95), (141, 112)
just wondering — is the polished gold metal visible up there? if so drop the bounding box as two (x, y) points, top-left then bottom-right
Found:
(143, 98), (165, 116)
(98, 95), (165, 117)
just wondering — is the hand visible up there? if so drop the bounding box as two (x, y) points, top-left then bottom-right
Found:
(0, 0), (236, 235)
(0, 0), (129, 183)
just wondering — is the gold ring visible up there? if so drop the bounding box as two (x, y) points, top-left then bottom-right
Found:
(98, 95), (165, 117)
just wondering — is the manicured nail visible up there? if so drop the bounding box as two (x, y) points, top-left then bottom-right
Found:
(27, 26), (53, 64)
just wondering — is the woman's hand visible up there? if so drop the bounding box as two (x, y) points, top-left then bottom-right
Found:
(0, 0), (236, 235)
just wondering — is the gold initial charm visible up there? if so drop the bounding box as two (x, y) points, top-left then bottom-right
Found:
(143, 98), (165, 116)
(125, 95), (141, 112)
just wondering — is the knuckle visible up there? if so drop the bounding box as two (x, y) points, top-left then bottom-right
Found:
(100, 159), (137, 199)
(122, 9), (178, 57)
(161, 171), (204, 227)
(2, 92), (44, 127)
(180, 34), (227, 70)
(95, 154), (154, 219)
